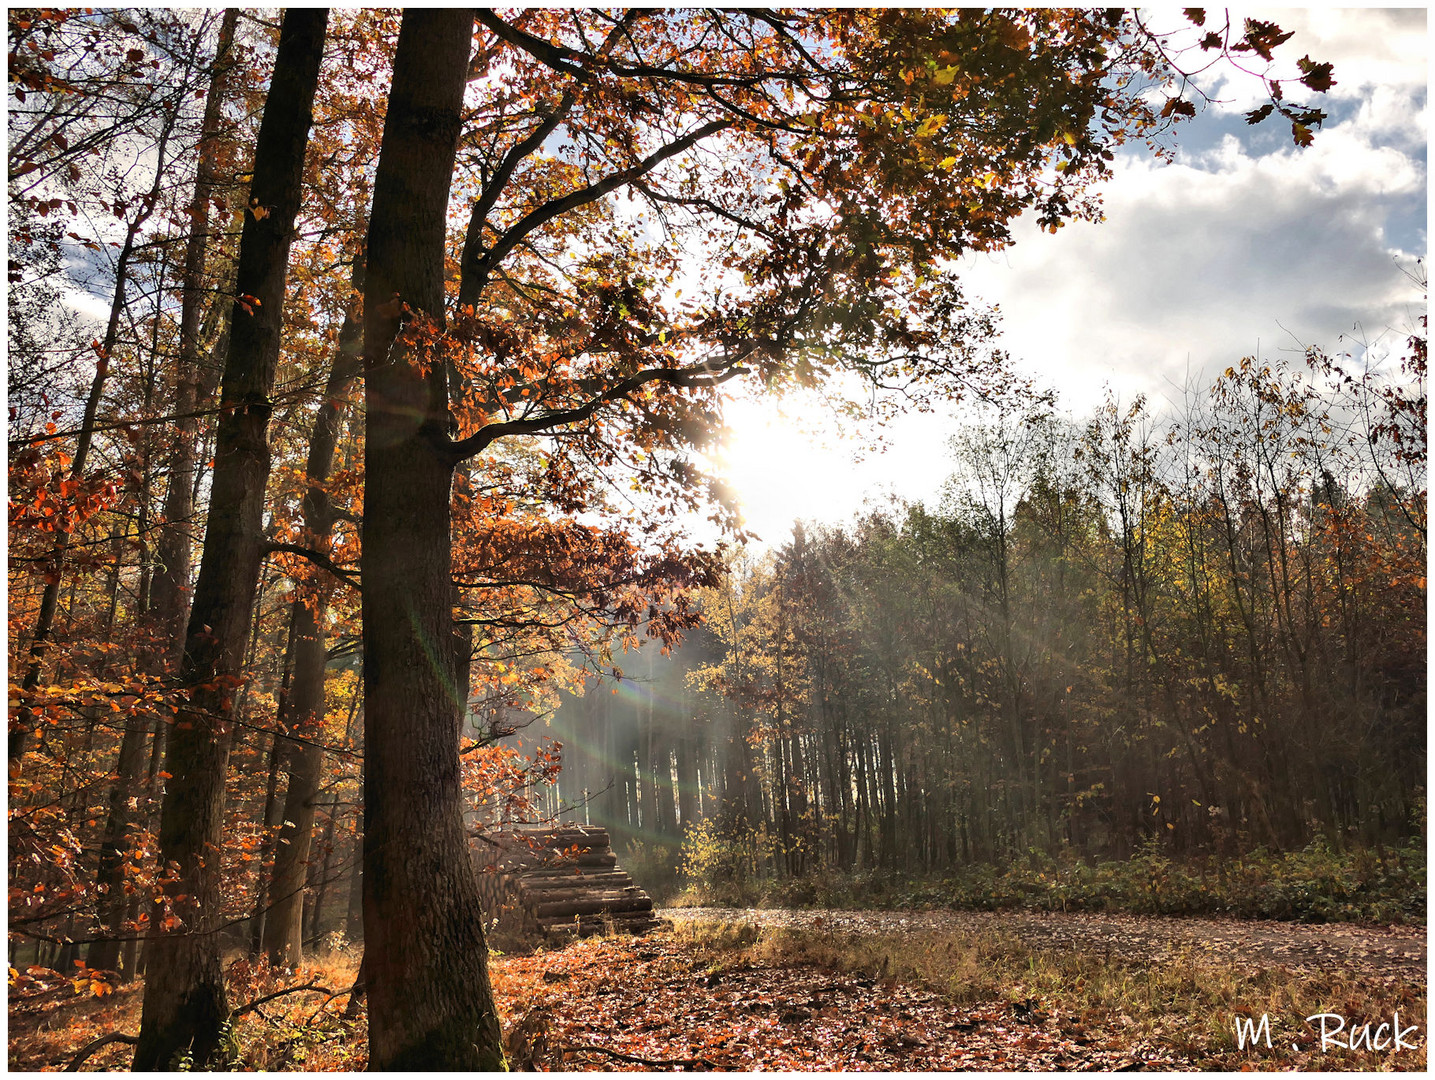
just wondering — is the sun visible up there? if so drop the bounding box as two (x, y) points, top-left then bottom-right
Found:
(709, 384), (961, 546)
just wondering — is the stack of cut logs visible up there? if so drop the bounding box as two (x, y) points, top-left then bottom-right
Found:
(477, 825), (661, 938)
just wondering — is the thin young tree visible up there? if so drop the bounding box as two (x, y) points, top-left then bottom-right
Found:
(133, 9), (328, 1069)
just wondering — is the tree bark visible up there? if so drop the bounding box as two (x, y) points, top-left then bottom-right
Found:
(360, 10), (505, 1071)
(151, 7), (240, 664)
(133, 10), (326, 1070)
(261, 279), (363, 966)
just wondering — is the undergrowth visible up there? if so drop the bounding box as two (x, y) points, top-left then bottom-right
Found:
(672, 836), (1426, 924)
(8, 947), (365, 1072)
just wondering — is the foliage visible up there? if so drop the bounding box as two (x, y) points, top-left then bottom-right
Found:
(665, 342), (1426, 883)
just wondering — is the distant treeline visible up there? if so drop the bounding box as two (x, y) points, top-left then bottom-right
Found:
(537, 348), (1425, 874)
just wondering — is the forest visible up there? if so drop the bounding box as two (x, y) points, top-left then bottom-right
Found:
(547, 357), (1426, 882)
(8, 6), (1425, 1073)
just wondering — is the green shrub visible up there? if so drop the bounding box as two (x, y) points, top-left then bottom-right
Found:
(622, 838), (683, 903)
(672, 834), (1425, 923)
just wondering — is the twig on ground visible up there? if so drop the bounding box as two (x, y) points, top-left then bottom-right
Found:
(565, 1042), (713, 1069)
(231, 978), (335, 1020)
(303, 984), (359, 1027)
(63, 1032), (139, 1071)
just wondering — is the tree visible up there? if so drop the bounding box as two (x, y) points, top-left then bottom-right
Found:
(133, 9), (327, 1069)
(350, 7), (1328, 1067)
(9, 9), (204, 772)
(149, 7), (241, 664)
(358, 9), (509, 1069)
(259, 264), (363, 966)
(86, 8), (241, 982)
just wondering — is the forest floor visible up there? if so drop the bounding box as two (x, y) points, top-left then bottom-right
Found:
(666, 906), (1428, 980)
(9, 908), (1426, 1071)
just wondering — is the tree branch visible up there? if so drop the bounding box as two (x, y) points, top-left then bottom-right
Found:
(475, 10), (593, 82)
(446, 361), (747, 463)
(262, 542), (361, 590)
(466, 119), (731, 290)
(476, 9), (811, 91)
(565, 1042), (713, 1069)
(231, 978), (336, 1020)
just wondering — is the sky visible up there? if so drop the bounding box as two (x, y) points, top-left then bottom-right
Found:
(715, 7), (1427, 549)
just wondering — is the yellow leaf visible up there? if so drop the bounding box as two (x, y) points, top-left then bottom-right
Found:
(915, 113), (948, 138)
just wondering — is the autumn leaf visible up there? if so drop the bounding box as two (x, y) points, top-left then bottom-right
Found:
(1297, 55), (1336, 92)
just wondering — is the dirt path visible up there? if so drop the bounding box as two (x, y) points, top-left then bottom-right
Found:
(664, 907), (1427, 981)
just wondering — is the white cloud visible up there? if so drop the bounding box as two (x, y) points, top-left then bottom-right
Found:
(713, 10), (1426, 541)
(959, 36), (1425, 415)
(1202, 8), (1426, 126)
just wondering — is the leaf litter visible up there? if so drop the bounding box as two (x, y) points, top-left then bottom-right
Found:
(11, 909), (1424, 1070)
(492, 933), (1170, 1071)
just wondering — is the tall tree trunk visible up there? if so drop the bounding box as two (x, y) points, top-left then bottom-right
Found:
(344, 838), (364, 943)
(246, 718), (286, 953)
(152, 7), (240, 665)
(360, 10), (504, 1070)
(637, 663), (657, 832)
(675, 724), (698, 833)
(261, 278), (363, 966)
(305, 796), (339, 943)
(85, 708), (152, 976)
(133, 11), (326, 1069)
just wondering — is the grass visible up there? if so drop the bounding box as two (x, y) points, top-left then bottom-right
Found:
(670, 838), (1427, 925)
(11, 922), (1424, 1071)
(672, 917), (1427, 1070)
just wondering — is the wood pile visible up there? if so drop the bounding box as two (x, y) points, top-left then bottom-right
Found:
(477, 825), (662, 938)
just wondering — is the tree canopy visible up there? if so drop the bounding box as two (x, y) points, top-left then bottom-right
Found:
(4, 7), (1359, 1072)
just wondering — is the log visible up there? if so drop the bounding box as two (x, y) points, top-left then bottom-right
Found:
(513, 872), (634, 892)
(499, 826), (609, 850)
(511, 863), (630, 878)
(473, 824), (659, 939)
(533, 896), (654, 919)
(536, 913), (662, 936)
(501, 852), (617, 871)
(521, 886), (646, 907)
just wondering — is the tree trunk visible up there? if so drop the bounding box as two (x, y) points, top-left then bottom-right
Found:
(305, 796), (339, 943)
(151, 7), (240, 664)
(261, 279), (363, 966)
(675, 727), (698, 833)
(344, 839), (363, 943)
(247, 712), (286, 953)
(133, 11), (326, 1070)
(85, 707), (152, 976)
(360, 10), (504, 1070)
